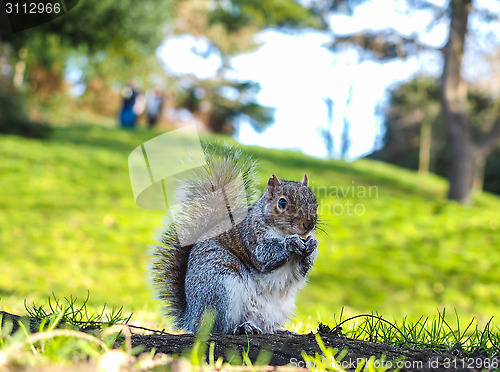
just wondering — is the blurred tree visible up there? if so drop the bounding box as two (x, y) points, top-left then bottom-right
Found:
(0, 0), (175, 94)
(341, 86), (353, 160)
(1, 0), (322, 133)
(373, 77), (443, 174)
(174, 0), (323, 60)
(179, 77), (275, 134)
(2, 0), (173, 62)
(321, 97), (334, 158)
(168, 0), (323, 133)
(370, 76), (500, 196)
(322, 0), (500, 204)
(0, 82), (50, 137)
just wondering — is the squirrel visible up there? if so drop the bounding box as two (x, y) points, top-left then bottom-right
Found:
(152, 144), (319, 335)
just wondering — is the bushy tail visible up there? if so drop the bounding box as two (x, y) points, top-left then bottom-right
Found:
(152, 141), (259, 329)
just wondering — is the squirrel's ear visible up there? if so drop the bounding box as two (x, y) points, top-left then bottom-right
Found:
(267, 174), (281, 196)
(300, 174), (308, 186)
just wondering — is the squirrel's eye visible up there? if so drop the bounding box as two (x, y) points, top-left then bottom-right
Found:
(278, 198), (287, 210)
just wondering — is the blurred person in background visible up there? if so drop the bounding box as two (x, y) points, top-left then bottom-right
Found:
(119, 81), (145, 128)
(146, 87), (164, 128)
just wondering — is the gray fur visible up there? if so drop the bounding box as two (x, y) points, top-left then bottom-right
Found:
(153, 147), (318, 334)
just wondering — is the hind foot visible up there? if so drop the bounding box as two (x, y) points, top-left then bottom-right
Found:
(233, 321), (263, 335)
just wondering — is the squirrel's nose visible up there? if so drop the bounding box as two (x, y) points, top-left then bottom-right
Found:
(302, 220), (315, 233)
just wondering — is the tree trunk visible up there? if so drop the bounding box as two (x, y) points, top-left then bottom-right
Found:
(473, 157), (485, 191)
(418, 117), (431, 175)
(440, 0), (473, 203)
(446, 131), (476, 203)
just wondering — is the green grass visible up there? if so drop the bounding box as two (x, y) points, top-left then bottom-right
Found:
(317, 309), (500, 356)
(8, 299), (496, 370)
(1, 124), (500, 333)
(24, 293), (132, 331)
(0, 308), (138, 371)
(4, 304), (497, 370)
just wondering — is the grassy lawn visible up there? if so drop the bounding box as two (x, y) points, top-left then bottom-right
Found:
(1, 125), (499, 332)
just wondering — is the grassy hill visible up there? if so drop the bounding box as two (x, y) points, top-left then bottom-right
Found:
(1, 125), (499, 331)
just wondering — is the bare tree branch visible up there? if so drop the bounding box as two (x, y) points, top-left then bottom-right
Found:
(407, 0), (446, 13)
(424, 6), (449, 34)
(328, 29), (438, 61)
(472, 5), (500, 23)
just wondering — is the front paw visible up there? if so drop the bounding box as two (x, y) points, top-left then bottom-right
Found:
(285, 234), (316, 257)
(285, 234), (305, 256)
(233, 321), (263, 335)
(303, 236), (318, 256)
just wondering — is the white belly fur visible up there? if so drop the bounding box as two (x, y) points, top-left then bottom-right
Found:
(225, 258), (307, 333)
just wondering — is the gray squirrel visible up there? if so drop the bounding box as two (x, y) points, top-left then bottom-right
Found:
(152, 144), (319, 334)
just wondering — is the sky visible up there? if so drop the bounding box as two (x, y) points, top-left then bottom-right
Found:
(157, 1), (452, 159)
